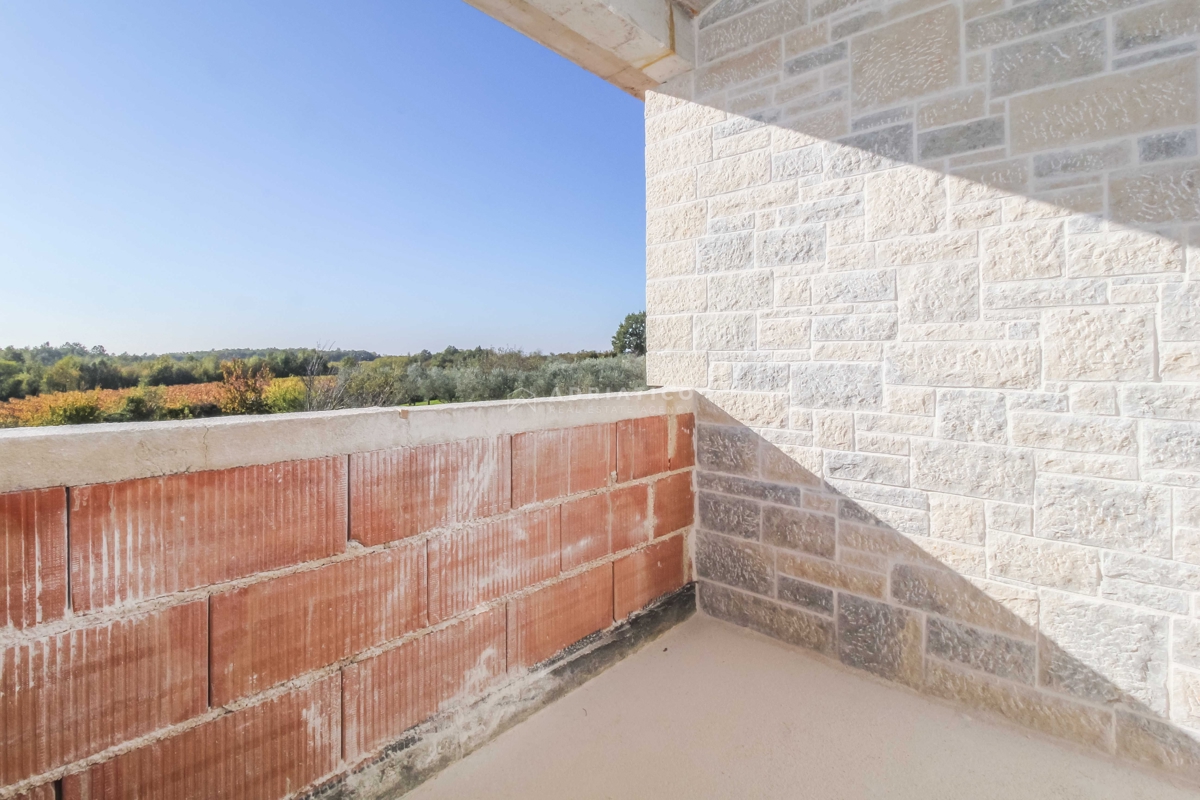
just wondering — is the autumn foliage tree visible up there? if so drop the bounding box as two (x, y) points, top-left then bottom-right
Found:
(218, 359), (273, 415)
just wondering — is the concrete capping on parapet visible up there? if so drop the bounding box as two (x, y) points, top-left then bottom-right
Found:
(0, 389), (696, 494)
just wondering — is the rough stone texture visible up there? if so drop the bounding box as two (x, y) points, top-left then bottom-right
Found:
(890, 563), (1030, 639)
(1009, 58), (1196, 155)
(1110, 160), (1200, 225)
(924, 659), (1113, 753)
(1114, 0), (1200, 52)
(917, 90), (984, 131)
(1010, 411), (1136, 455)
(791, 362), (883, 409)
(928, 493), (985, 545)
(1162, 280), (1200, 342)
(1035, 475), (1171, 556)
(761, 505), (836, 556)
(897, 262), (978, 323)
(1043, 308), (1156, 381)
(918, 117), (1005, 160)
(698, 581), (835, 653)
(980, 222), (1064, 282)
(912, 439), (1034, 503)
(698, 491), (761, 539)
(1034, 142), (1131, 179)
(1040, 592), (1169, 715)
(885, 342), (1041, 389)
(837, 594), (923, 686)
(864, 167), (945, 241)
(811, 269), (896, 303)
(648, 0), (1200, 779)
(695, 531), (775, 595)
(987, 531), (1100, 594)
(936, 390), (1007, 444)
(697, 423), (761, 476)
(1069, 229), (1184, 277)
(780, 552), (887, 598)
(1143, 420), (1200, 471)
(990, 20), (1106, 98)
(926, 617), (1036, 684)
(777, 575), (835, 614)
(1140, 129), (1198, 162)
(851, 7), (961, 111)
(1116, 708), (1200, 782)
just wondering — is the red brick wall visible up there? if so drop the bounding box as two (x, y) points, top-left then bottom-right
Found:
(0, 412), (693, 799)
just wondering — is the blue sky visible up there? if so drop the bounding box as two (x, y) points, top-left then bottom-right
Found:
(0, 1), (647, 355)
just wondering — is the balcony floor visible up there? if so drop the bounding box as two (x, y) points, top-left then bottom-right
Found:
(407, 613), (1195, 800)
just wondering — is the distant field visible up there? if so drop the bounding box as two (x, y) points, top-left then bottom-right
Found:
(0, 379), (277, 428)
(0, 348), (646, 428)
(1, 379), (515, 427)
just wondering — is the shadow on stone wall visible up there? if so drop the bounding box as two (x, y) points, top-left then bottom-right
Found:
(692, 397), (1200, 787)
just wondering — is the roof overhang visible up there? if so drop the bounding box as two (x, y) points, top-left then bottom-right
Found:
(463, 0), (704, 98)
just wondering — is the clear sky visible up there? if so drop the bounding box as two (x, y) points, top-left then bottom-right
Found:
(0, 1), (647, 355)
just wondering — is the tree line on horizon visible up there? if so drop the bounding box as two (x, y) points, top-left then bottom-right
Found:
(0, 312), (649, 408)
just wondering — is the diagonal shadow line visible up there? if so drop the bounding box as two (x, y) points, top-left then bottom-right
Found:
(690, 396), (1200, 786)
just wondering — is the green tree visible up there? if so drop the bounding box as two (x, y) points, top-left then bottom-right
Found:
(0, 360), (23, 400)
(612, 311), (646, 356)
(43, 356), (86, 393)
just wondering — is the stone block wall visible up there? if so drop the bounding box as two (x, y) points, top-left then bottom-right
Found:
(0, 396), (694, 799)
(644, 0), (1200, 782)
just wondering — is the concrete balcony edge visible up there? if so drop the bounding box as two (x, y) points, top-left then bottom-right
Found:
(461, 0), (697, 98)
(0, 388), (696, 494)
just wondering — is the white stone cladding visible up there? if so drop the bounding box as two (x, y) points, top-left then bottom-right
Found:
(646, 0), (1200, 781)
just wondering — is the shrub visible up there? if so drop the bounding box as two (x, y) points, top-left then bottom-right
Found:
(218, 359), (273, 415)
(264, 377), (307, 413)
(109, 387), (165, 422)
(38, 391), (105, 426)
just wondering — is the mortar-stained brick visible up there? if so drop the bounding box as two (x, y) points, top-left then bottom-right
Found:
(351, 438), (510, 546)
(428, 508), (560, 623)
(343, 610), (505, 763)
(64, 674), (339, 800)
(561, 493), (611, 571)
(71, 458), (347, 611)
(653, 472), (694, 537)
(617, 416), (671, 481)
(612, 483), (652, 551)
(2, 602), (208, 787)
(509, 565), (613, 668)
(210, 542), (427, 704)
(0, 488), (65, 630)
(513, 423), (613, 507)
(614, 536), (686, 620)
(671, 413), (696, 469)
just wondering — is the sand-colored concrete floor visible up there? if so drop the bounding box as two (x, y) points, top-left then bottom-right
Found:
(407, 614), (1198, 800)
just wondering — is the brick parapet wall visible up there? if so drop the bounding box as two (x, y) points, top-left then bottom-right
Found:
(0, 394), (696, 799)
(644, 0), (1200, 785)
